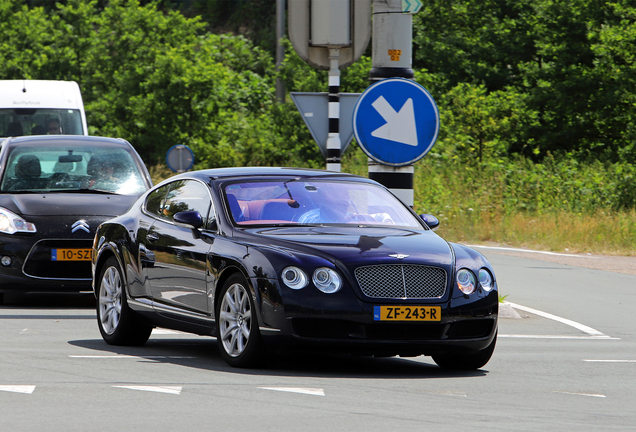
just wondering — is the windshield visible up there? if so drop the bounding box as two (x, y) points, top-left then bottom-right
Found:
(1, 144), (148, 195)
(0, 108), (84, 137)
(224, 180), (423, 228)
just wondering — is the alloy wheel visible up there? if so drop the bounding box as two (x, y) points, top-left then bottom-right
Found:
(219, 282), (252, 357)
(99, 266), (122, 335)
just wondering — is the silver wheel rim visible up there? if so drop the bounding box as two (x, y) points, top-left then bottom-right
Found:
(99, 266), (122, 335)
(219, 282), (252, 357)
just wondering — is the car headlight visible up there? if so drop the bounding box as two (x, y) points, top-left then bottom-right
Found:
(456, 268), (476, 295)
(479, 268), (494, 291)
(282, 266), (308, 289)
(0, 208), (36, 234)
(312, 268), (341, 294)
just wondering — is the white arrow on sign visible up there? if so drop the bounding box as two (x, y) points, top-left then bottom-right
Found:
(370, 96), (418, 146)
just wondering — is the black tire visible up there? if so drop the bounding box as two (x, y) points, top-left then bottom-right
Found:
(216, 273), (267, 368)
(96, 256), (152, 346)
(432, 332), (497, 370)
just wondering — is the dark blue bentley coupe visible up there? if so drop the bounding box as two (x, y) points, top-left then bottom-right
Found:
(92, 167), (498, 369)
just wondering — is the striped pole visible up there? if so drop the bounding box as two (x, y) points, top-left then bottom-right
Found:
(368, 159), (414, 206)
(326, 48), (341, 172)
(368, 0), (415, 206)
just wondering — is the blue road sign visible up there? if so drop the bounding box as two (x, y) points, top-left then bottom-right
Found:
(353, 78), (439, 167)
(166, 144), (195, 173)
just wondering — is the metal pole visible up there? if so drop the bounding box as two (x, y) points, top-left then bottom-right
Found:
(326, 48), (342, 172)
(275, 0), (286, 103)
(368, 0), (415, 206)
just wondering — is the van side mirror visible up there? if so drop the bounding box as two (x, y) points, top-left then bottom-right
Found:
(419, 214), (440, 231)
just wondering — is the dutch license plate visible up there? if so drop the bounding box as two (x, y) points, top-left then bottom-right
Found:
(374, 305), (441, 321)
(51, 248), (92, 261)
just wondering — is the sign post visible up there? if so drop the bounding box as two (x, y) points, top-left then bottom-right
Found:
(288, 0), (371, 172)
(362, 0), (426, 207)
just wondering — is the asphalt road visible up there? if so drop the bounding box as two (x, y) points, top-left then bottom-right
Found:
(1, 249), (635, 431)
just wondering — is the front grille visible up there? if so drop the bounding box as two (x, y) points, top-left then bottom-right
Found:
(355, 264), (447, 299)
(24, 239), (93, 279)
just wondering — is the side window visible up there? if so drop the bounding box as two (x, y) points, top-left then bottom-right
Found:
(145, 185), (169, 217)
(162, 180), (213, 228)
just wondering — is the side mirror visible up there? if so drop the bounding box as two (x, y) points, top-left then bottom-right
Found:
(173, 211), (203, 229)
(419, 214), (440, 231)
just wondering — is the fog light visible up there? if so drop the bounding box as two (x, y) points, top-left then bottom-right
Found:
(1, 256), (12, 266)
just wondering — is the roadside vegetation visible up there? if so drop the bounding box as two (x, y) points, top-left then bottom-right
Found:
(2, 0), (636, 255)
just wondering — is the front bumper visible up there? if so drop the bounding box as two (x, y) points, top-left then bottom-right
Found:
(257, 278), (499, 356)
(0, 236), (94, 294)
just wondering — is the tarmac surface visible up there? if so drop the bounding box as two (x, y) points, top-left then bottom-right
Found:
(466, 243), (636, 276)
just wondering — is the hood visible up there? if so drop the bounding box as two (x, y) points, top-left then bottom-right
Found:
(0, 193), (139, 217)
(241, 226), (454, 268)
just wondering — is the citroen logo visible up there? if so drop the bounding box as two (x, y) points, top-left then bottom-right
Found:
(72, 220), (90, 233)
(389, 254), (409, 260)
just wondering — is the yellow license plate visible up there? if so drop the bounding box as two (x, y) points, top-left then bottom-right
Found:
(374, 306), (441, 321)
(51, 248), (92, 261)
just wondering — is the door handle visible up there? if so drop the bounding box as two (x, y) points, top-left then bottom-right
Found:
(147, 233), (159, 242)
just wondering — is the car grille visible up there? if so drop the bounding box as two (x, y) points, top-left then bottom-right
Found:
(23, 239), (93, 280)
(354, 264), (447, 299)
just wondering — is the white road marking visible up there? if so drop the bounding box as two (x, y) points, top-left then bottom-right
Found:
(438, 391), (467, 398)
(505, 302), (607, 337)
(258, 387), (325, 396)
(151, 328), (184, 335)
(584, 359), (636, 363)
(467, 244), (596, 258)
(69, 355), (195, 359)
(113, 385), (182, 395)
(554, 391), (606, 398)
(499, 334), (620, 340)
(0, 385), (36, 394)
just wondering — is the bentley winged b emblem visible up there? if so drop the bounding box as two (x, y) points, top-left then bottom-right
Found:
(389, 254), (409, 260)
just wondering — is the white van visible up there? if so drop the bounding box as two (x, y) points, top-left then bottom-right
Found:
(0, 80), (88, 137)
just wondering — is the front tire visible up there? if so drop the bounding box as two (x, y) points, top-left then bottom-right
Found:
(216, 274), (267, 368)
(432, 332), (497, 370)
(97, 256), (152, 346)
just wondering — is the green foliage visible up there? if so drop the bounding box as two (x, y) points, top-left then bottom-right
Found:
(410, 153), (636, 216)
(414, 0), (636, 163)
(435, 83), (540, 162)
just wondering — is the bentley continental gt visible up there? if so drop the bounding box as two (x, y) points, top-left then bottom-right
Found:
(92, 167), (498, 369)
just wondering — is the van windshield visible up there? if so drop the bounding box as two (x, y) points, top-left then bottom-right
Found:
(0, 108), (84, 137)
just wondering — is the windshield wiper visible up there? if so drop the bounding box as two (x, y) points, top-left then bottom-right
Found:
(45, 188), (118, 195)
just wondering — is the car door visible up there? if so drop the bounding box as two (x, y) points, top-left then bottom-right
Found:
(145, 179), (213, 314)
